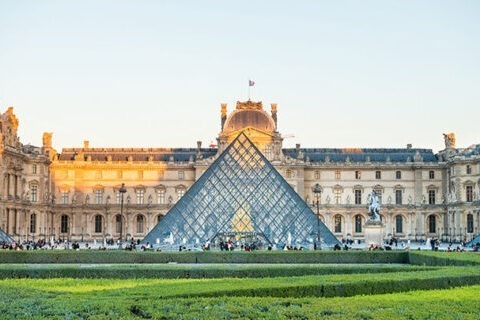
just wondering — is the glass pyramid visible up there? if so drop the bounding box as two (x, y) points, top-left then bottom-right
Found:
(0, 227), (13, 244)
(142, 133), (340, 250)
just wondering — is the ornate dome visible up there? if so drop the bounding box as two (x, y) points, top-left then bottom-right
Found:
(223, 100), (276, 134)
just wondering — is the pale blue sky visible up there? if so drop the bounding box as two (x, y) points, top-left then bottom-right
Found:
(0, 1), (479, 152)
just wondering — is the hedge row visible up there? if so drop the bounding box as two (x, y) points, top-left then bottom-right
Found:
(0, 264), (429, 279)
(409, 252), (480, 266)
(179, 272), (480, 299)
(0, 250), (409, 264)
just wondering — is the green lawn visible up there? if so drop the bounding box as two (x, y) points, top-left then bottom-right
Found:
(0, 251), (479, 319)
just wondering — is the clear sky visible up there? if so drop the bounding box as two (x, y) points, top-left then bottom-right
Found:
(0, 1), (478, 152)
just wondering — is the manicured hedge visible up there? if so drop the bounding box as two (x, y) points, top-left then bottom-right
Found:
(0, 250), (409, 264)
(0, 264), (429, 279)
(408, 251), (480, 266)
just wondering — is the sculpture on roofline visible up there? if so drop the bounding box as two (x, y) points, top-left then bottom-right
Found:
(367, 190), (381, 223)
(443, 133), (456, 149)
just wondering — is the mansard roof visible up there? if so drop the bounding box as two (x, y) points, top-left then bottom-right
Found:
(283, 148), (438, 163)
(58, 148), (217, 162)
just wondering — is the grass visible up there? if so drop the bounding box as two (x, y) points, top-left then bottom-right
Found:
(0, 251), (479, 319)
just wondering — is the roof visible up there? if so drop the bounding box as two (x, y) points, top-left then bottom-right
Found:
(58, 148), (217, 162)
(283, 148), (438, 163)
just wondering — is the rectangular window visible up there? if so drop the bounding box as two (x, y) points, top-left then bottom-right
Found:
(94, 190), (103, 204)
(334, 189), (342, 204)
(31, 185), (38, 203)
(32, 164), (37, 174)
(429, 170), (435, 179)
(136, 189), (144, 204)
(466, 165), (472, 175)
(355, 171), (361, 180)
(395, 190), (402, 205)
(95, 215), (102, 233)
(178, 171), (184, 180)
(375, 171), (381, 179)
(61, 191), (69, 204)
(177, 189), (185, 200)
(396, 171), (402, 179)
(354, 189), (362, 205)
(428, 190), (436, 205)
(466, 186), (473, 202)
(157, 189), (165, 204)
(335, 170), (340, 180)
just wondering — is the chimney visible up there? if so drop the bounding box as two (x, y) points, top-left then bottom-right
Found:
(221, 103), (227, 130)
(271, 103), (278, 129)
(83, 140), (90, 149)
(197, 141), (202, 150)
(407, 144), (412, 149)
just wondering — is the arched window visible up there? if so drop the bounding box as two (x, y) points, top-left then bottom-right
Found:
(428, 215), (436, 233)
(467, 214), (474, 233)
(60, 215), (69, 233)
(115, 215), (122, 234)
(334, 215), (342, 233)
(354, 215), (362, 233)
(94, 215), (103, 233)
(395, 215), (403, 234)
(136, 215), (145, 233)
(30, 213), (37, 234)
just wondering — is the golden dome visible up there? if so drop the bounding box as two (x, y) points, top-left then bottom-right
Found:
(223, 100), (276, 134)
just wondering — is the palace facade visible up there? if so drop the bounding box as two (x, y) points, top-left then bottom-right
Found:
(1, 101), (479, 243)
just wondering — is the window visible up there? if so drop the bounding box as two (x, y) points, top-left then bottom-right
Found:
(334, 189), (342, 204)
(466, 186), (473, 202)
(429, 171), (435, 179)
(395, 190), (402, 205)
(94, 215), (103, 233)
(115, 215), (122, 234)
(61, 191), (69, 204)
(396, 171), (402, 179)
(375, 171), (381, 179)
(157, 215), (163, 223)
(136, 215), (145, 233)
(178, 171), (184, 180)
(94, 190), (103, 204)
(136, 189), (144, 204)
(314, 170), (320, 180)
(286, 169), (292, 179)
(354, 189), (362, 205)
(61, 215), (69, 233)
(31, 185), (38, 203)
(466, 165), (472, 175)
(177, 188), (185, 199)
(335, 170), (340, 180)
(264, 146), (273, 160)
(30, 213), (36, 234)
(354, 215), (362, 233)
(157, 189), (165, 204)
(355, 171), (361, 180)
(428, 215), (436, 233)
(32, 164), (37, 174)
(116, 190), (122, 204)
(467, 214), (474, 233)
(334, 215), (342, 233)
(395, 215), (403, 233)
(428, 190), (436, 205)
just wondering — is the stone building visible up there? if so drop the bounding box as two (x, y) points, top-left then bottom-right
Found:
(0, 102), (479, 243)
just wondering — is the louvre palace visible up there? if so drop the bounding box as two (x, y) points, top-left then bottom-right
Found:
(0, 101), (479, 246)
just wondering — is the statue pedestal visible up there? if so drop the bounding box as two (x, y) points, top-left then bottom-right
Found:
(364, 221), (385, 249)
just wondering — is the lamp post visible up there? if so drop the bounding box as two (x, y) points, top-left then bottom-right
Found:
(312, 183), (322, 250)
(119, 183), (127, 243)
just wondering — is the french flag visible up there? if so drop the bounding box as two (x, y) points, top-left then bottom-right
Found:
(249, 80), (255, 86)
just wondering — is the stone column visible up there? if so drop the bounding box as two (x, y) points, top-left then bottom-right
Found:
(6, 174), (10, 197)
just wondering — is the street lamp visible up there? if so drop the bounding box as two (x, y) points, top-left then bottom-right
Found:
(312, 183), (322, 249)
(119, 183), (127, 243)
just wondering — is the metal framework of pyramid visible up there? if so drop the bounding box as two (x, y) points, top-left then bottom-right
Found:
(0, 227), (13, 243)
(142, 133), (340, 249)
